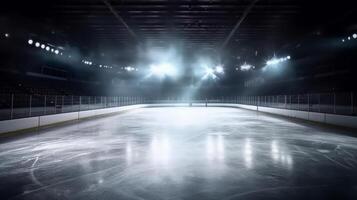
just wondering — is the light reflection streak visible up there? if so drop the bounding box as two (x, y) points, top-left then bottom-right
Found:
(150, 135), (171, 167)
(271, 140), (293, 169)
(206, 135), (225, 162)
(244, 138), (253, 169)
(126, 142), (132, 165)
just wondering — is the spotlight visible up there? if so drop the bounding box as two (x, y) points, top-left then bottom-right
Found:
(41, 44), (45, 49)
(215, 65), (224, 74)
(266, 55), (290, 66)
(353, 34), (357, 39)
(342, 39), (345, 42)
(35, 42), (40, 47)
(240, 63), (254, 71)
(266, 58), (279, 65)
(46, 46), (50, 51)
(51, 49), (54, 52)
(28, 39), (33, 45)
(202, 67), (217, 80)
(4, 33), (9, 38)
(206, 68), (214, 74)
(149, 63), (177, 77)
(54, 50), (59, 54)
(348, 37), (351, 40)
(125, 66), (135, 71)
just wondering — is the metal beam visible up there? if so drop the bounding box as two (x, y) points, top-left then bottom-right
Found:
(102, 0), (138, 41)
(220, 0), (259, 50)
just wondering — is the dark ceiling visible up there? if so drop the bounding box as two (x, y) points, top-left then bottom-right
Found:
(2, 0), (356, 66)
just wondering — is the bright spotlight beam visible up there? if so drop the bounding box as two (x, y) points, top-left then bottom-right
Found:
(215, 65), (224, 74)
(266, 55), (291, 66)
(202, 67), (217, 80)
(149, 63), (177, 78)
(240, 63), (254, 71)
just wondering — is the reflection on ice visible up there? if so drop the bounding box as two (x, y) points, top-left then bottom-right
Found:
(126, 142), (133, 165)
(150, 135), (171, 167)
(271, 140), (293, 169)
(244, 138), (253, 169)
(206, 135), (225, 162)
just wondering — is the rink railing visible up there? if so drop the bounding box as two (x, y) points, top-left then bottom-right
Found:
(0, 92), (356, 120)
(0, 95), (145, 120)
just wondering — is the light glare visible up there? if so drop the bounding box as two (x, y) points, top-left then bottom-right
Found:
(215, 65), (224, 74)
(266, 56), (291, 66)
(240, 63), (254, 71)
(149, 63), (177, 78)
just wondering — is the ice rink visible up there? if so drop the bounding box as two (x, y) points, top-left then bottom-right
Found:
(1, 107), (357, 200)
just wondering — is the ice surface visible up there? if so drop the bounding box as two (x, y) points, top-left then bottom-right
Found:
(0, 107), (357, 199)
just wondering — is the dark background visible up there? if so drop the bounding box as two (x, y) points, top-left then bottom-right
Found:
(1, 0), (356, 98)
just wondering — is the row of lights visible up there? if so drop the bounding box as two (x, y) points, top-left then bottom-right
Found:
(82, 60), (114, 69)
(122, 66), (139, 72)
(266, 55), (291, 66)
(342, 33), (357, 42)
(99, 64), (112, 69)
(29, 38), (113, 70)
(28, 39), (62, 55)
(237, 63), (255, 71)
(82, 60), (93, 65)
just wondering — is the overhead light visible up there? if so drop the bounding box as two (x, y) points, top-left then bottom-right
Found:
(28, 39), (33, 45)
(202, 67), (217, 80)
(266, 55), (290, 66)
(46, 46), (50, 51)
(35, 42), (40, 47)
(51, 49), (54, 52)
(149, 63), (177, 78)
(206, 68), (214, 74)
(266, 58), (279, 65)
(215, 65), (224, 74)
(342, 39), (345, 42)
(41, 44), (45, 49)
(54, 50), (59, 54)
(348, 37), (351, 40)
(4, 33), (9, 38)
(240, 63), (255, 71)
(353, 34), (357, 39)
